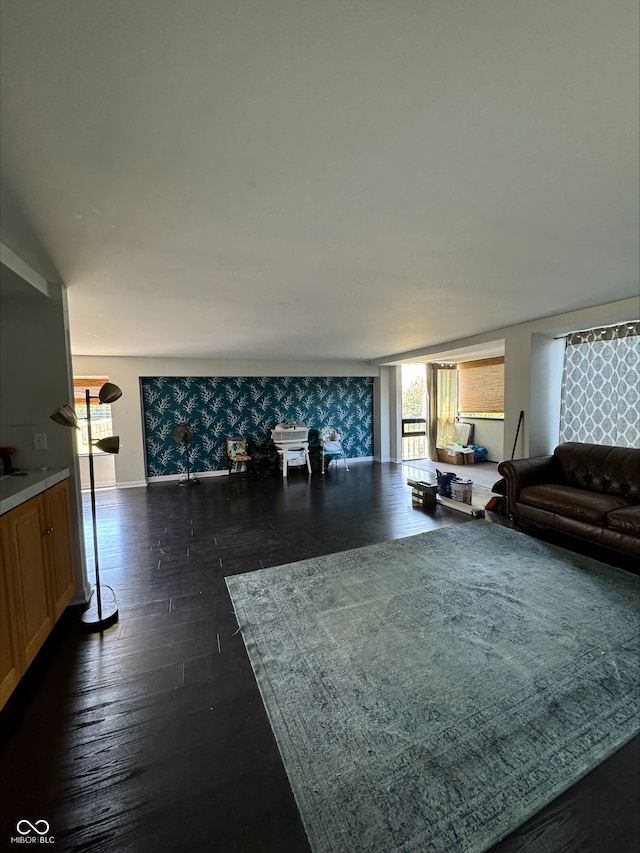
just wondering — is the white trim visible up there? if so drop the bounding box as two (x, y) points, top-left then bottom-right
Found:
(70, 588), (91, 605)
(0, 242), (50, 297)
(80, 482), (117, 492)
(116, 480), (149, 489)
(147, 470), (228, 483)
(146, 458), (376, 482)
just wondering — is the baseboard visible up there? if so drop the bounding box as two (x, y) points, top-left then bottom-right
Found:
(81, 481), (116, 492)
(146, 471), (228, 484)
(146, 459), (374, 482)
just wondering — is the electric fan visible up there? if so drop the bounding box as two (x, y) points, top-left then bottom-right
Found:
(171, 423), (200, 486)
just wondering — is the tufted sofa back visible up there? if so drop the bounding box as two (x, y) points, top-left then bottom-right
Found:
(554, 442), (640, 501)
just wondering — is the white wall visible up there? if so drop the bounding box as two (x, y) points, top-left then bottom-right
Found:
(389, 367), (403, 463)
(0, 264), (89, 602)
(502, 300), (639, 457)
(73, 297), (639, 483)
(462, 419), (503, 462)
(373, 366), (391, 462)
(378, 296), (640, 461)
(0, 282), (71, 469)
(78, 454), (116, 490)
(72, 355), (380, 485)
(529, 334), (565, 457)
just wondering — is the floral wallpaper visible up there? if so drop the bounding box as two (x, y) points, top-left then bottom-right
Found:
(141, 376), (374, 477)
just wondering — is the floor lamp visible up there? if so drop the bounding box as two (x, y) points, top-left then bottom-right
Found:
(50, 381), (122, 632)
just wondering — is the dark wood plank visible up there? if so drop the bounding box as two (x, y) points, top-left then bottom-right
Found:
(0, 462), (637, 852)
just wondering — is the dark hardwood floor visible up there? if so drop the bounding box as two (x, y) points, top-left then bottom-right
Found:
(1, 462), (638, 852)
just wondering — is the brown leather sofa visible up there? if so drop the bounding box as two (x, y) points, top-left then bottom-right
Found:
(498, 442), (640, 560)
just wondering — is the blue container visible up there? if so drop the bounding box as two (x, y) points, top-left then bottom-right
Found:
(469, 444), (488, 463)
(435, 469), (456, 497)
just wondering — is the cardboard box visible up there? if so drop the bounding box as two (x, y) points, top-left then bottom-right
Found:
(436, 446), (475, 464)
(436, 447), (465, 465)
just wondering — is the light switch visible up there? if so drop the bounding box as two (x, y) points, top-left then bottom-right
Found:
(33, 432), (48, 450)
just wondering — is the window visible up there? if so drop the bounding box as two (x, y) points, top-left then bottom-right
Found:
(73, 377), (113, 453)
(559, 322), (639, 447)
(401, 364), (427, 459)
(457, 357), (504, 419)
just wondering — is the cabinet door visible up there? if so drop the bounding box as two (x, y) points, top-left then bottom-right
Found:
(6, 496), (53, 667)
(43, 480), (75, 620)
(0, 516), (23, 708)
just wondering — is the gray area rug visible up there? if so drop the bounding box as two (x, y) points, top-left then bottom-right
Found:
(226, 524), (640, 853)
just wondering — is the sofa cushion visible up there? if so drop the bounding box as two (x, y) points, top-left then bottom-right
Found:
(519, 484), (633, 526)
(607, 505), (640, 536)
(554, 443), (640, 500)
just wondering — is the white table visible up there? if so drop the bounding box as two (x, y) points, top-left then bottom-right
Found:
(273, 440), (312, 477)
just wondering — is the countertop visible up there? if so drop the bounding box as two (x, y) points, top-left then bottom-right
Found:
(0, 468), (71, 515)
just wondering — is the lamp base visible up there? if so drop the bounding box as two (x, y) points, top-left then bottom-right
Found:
(80, 584), (119, 632)
(178, 476), (200, 486)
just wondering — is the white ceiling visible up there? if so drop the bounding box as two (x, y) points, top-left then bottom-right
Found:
(1, 0), (638, 362)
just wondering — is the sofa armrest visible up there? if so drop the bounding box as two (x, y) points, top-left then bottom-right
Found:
(498, 456), (561, 517)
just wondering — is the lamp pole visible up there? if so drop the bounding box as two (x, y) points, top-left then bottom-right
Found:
(50, 381), (120, 631)
(85, 388), (103, 625)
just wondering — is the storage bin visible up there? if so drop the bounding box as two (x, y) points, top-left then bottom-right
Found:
(286, 449), (307, 466)
(272, 425), (309, 443)
(436, 470), (457, 497)
(278, 448), (307, 468)
(450, 479), (473, 504)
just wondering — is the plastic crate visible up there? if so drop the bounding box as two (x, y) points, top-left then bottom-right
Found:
(271, 425), (309, 443)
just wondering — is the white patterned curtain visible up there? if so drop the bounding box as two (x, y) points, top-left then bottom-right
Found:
(427, 364), (457, 457)
(559, 322), (639, 447)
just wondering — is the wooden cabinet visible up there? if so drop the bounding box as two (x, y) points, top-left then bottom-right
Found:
(43, 480), (76, 621)
(5, 495), (53, 668)
(0, 517), (22, 708)
(0, 478), (75, 709)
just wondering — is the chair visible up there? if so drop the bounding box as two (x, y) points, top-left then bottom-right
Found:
(320, 427), (349, 475)
(226, 436), (254, 476)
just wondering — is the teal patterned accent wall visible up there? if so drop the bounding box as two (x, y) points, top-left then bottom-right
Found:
(141, 376), (374, 477)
